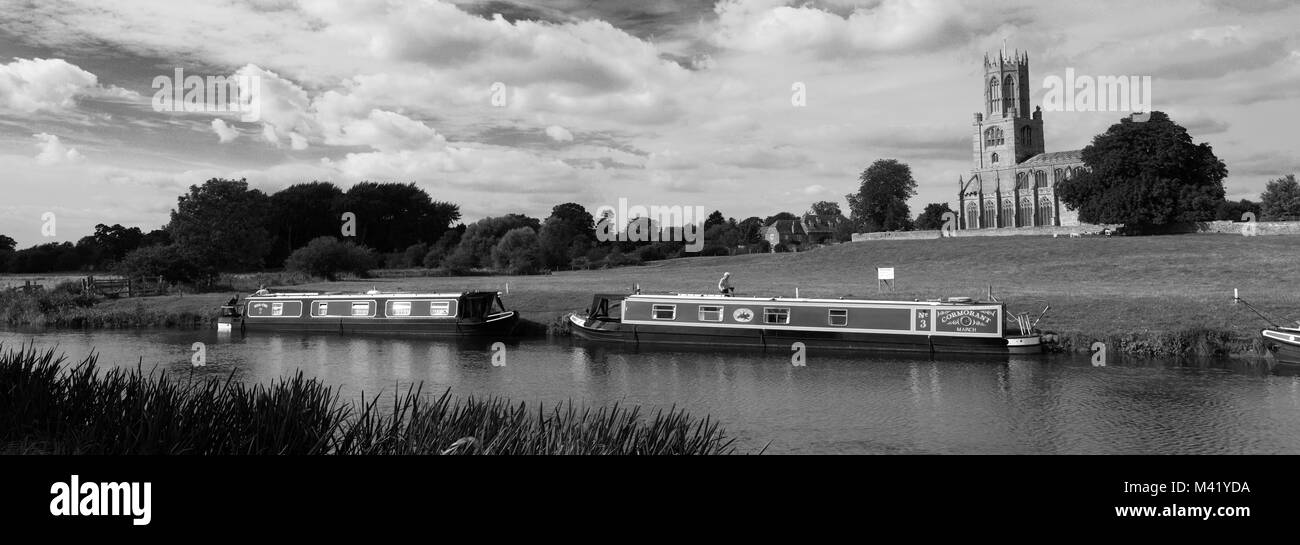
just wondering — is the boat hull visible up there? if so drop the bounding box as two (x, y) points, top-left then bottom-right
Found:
(569, 313), (1035, 355)
(241, 311), (519, 336)
(1263, 328), (1300, 366)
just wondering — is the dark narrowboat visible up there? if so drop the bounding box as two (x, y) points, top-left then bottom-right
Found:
(217, 290), (518, 336)
(568, 293), (1042, 355)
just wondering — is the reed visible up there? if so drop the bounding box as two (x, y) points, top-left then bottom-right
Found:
(0, 344), (740, 455)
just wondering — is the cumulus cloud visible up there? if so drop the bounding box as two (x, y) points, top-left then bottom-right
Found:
(0, 58), (126, 113)
(545, 125), (574, 142)
(711, 0), (997, 56)
(211, 119), (239, 143)
(33, 133), (84, 165)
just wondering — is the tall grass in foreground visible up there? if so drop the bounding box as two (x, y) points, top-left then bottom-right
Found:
(0, 344), (740, 455)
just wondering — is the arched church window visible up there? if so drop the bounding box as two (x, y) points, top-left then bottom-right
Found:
(1054, 168), (1064, 185)
(1015, 172), (1028, 190)
(989, 78), (1000, 113)
(1003, 75), (1016, 113)
(1036, 196), (1054, 226)
(984, 127), (1004, 147)
(991, 152), (999, 164)
(1018, 197), (1033, 226)
(982, 201), (996, 229)
(1021, 126), (1032, 143)
(1034, 170), (1048, 189)
(966, 201), (978, 229)
(1000, 198), (1015, 228)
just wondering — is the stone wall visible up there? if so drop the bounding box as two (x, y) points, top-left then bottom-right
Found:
(849, 220), (1300, 242)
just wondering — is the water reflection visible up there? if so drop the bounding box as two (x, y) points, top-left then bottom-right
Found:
(1, 327), (1298, 454)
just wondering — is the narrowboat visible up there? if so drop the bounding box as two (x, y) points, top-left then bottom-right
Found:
(1262, 327), (1300, 366)
(568, 293), (1043, 355)
(217, 290), (518, 336)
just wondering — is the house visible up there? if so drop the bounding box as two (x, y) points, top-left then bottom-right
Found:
(761, 220), (806, 249)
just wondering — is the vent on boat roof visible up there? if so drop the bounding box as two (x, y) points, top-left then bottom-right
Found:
(946, 297), (974, 303)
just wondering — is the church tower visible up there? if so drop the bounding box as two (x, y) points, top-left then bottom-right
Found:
(971, 49), (1044, 169)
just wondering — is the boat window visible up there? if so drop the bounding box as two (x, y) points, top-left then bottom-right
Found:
(351, 302), (370, 316)
(652, 304), (676, 320)
(764, 308), (790, 325)
(829, 308), (848, 326)
(271, 302), (284, 316)
(390, 301), (411, 316)
(699, 305), (723, 322)
(316, 302), (328, 316)
(431, 301), (451, 316)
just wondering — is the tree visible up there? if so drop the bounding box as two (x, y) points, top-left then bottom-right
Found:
(737, 217), (765, 244)
(166, 178), (272, 276)
(1056, 112), (1227, 231)
(267, 181), (344, 266)
(1260, 174), (1300, 220)
(0, 234), (15, 253)
(914, 203), (955, 231)
(809, 201), (842, 217)
(538, 203), (595, 269)
(1214, 199), (1261, 222)
(704, 210), (726, 231)
(763, 212), (797, 226)
(491, 227), (542, 274)
(337, 182), (460, 253)
(444, 214), (541, 270)
(283, 236), (377, 281)
(422, 226), (464, 268)
(847, 159), (917, 232)
(116, 244), (205, 283)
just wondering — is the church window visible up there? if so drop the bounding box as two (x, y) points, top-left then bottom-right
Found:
(1000, 199), (1015, 228)
(982, 201), (996, 229)
(1034, 170), (1048, 189)
(991, 152), (999, 164)
(966, 201), (979, 229)
(1019, 197), (1033, 226)
(1036, 196), (1054, 226)
(989, 78), (1001, 113)
(984, 127), (1004, 147)
(1021, 126), (1032, 143)
(1003, 75), (1016, 113)
(1015, 172), (1028, 190)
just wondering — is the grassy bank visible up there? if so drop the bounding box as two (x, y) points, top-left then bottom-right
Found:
(5, 234), (1296, 357)
(0, 344), (740, 455)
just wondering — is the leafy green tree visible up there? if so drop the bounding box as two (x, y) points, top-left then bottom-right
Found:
(337, 182), (460, 253)
(809, 201), (842, 217)
(736, 217), (764, 244)
(1214, 199), (1261, 221)
(115, 244), (205, 283)
(1260, 174), (1300, 220)
(704, 210), (726, 231)
(1057, 112), (1226, 230)
(267, 181), (344, 266)
(283, 236), (377, 281)
(166, 178), (272, 276)
(763, 212), (797, 226)
(538, 203), (595, 269)
(491, 227), (542, 274)
(444, 214), (541, 270)
(422, 226), (464, 268)
(847, 159), (917, 232)
(0, 234), (15, 253)
(914, 203), (955, 230)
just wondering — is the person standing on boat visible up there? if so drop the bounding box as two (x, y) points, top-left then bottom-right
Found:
(254, 285), (269, 296)
(718, 272), (734, 296)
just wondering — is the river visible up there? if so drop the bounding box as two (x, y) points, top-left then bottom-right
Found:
(3, 327), (1298, 454)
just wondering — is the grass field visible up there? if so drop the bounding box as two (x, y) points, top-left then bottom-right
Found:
(29, 234), (1300, 356)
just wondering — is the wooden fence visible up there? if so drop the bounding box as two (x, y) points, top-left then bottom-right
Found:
(82, 275), (167, 298)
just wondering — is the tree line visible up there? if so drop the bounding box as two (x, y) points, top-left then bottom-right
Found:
(0, 179), (854, 281)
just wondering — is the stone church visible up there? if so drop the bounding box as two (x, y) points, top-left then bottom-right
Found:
(958, 50), (1085, 230)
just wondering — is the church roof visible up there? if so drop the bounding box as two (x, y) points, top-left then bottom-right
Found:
(1020, 150), (1083, 166)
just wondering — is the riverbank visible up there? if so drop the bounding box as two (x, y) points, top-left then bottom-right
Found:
(4, 234), (1295, 358)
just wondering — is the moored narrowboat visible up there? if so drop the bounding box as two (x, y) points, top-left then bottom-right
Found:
(568, 293), (1042, 355)
(217, 290), (518, 336)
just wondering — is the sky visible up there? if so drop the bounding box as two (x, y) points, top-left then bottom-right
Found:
(0, 0), (1297, 247)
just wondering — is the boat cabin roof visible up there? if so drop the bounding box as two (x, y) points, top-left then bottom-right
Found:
(245, 290), (500, 299)
(624, 293), (993, 307)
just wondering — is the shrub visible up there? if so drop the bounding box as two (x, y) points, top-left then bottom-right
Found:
(115, 244), (208, 284)
(490, 227), (541, 274)
(284, 237), (377, 281)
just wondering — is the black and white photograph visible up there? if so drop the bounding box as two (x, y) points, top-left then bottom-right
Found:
(1, 0), (1297, 531)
